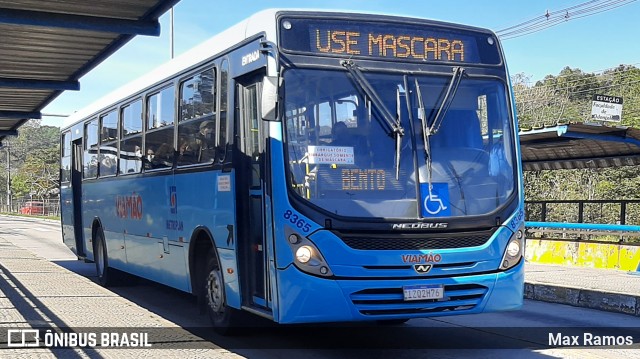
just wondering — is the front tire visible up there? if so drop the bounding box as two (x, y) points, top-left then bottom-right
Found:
(204, 249), (245, 335)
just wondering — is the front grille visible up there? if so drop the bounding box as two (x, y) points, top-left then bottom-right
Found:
(350, 284), (488, 316)
(338, 228), (496, 250)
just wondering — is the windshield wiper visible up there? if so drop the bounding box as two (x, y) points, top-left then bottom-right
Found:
(414, 67), (465, 189)
(414, 77), (432, 187)
(430, 66), (465, 136)
(341, 60), (404, 179)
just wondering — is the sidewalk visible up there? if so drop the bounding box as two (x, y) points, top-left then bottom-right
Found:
(524, 261), (640, 317)
(0, 235), (238, 357)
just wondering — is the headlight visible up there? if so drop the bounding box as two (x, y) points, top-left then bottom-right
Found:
(500, 226), (524, 271)
(506, 240), (520, 257)
(285, 226), (333, 277)
(295, 246), (313, 263)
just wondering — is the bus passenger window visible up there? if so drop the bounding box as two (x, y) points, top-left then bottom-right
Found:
(83, 118), (99, 179)
(178, 119), (216, 165)
(177, 67), (217, 166)
(99, 110), (118, 177)
(147, 86), (175, 130)
(119, 99), (143, 175)
(144, 125), (174, 170)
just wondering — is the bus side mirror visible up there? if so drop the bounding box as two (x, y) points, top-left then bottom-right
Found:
(261, 76), (278, 121)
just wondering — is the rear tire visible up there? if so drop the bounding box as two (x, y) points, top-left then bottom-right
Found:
(94, 230), (123, 286)
(204, 249), (246, 335)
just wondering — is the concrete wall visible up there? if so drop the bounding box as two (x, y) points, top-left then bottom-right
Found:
(525, 238), (640, 271)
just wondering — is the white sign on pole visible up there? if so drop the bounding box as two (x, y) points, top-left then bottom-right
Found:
(591, 94), (623, 122)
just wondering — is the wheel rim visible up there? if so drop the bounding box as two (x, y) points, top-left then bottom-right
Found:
(96, 239), (105, 276)
(206, 268), (224, 314)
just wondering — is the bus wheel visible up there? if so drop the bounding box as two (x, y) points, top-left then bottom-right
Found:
(94, 230), (122, 286)
(204, 249), (244, 335)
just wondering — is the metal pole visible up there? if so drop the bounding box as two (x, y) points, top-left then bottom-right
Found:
(5, 147), (10, 211)
(169, 7), (174, 59)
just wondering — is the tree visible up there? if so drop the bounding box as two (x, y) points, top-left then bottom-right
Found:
(11, 147), (59, 199)
(0, 120), (60, 202)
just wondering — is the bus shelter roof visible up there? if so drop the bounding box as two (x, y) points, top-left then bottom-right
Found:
(0, 0), (179, 145)
(519, 122), (640, 171)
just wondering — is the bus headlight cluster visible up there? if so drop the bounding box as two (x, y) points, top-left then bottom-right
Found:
(286, 228), (333, 277)
(500, 226), (525, 271)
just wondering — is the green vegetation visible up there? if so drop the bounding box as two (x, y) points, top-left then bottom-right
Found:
(0, 120), (60, 205)
(514, 65), (640, 228)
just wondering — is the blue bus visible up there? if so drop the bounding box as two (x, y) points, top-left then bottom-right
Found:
(60, 9), (524, 333)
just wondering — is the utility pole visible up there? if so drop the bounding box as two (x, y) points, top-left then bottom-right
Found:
(169, 7), (175, 59)
(5, 146), (10, 211)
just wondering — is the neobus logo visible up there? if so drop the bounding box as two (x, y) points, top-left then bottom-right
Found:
(392, 223), (448, 229)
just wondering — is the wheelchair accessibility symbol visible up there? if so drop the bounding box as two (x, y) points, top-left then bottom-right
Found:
(420, 183), (450, 217)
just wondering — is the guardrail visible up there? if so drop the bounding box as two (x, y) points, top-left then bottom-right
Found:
(525, 199), (640, 225)
(525, 221), (640, 244)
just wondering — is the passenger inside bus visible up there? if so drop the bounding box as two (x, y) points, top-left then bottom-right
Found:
(193, 120), (216, 162)
(150, 143), (174, 168)
(331, 121), (369, 166)
(331, 121), (350, 146)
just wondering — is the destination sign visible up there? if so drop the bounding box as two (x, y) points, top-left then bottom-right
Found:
(313, 28), (467, 62)
(280, 18), (501, 64)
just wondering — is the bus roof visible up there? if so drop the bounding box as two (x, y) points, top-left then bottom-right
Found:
(62, 8), (496, 130)
(62, 8), (279, 130)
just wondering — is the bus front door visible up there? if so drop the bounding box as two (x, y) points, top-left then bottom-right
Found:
(236, 75), (272, 311)
(71, 139), (85, 257)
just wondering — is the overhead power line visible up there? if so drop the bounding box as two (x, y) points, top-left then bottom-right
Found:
(497, 0), (637, 40)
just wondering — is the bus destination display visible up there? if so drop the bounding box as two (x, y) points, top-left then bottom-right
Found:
(279, 18), (498, 64)
(314, 28), (466, 62)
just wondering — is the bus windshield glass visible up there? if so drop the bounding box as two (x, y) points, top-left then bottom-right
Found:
(284, 68), (516, 219)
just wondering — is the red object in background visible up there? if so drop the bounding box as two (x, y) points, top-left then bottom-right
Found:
(20, 201), (47, 215)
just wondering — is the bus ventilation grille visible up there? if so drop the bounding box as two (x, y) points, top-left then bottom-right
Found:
(340, 233), (491, 250)
(350, 284), (487, 316)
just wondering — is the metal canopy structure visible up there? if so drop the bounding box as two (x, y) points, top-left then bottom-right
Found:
(519, 122), (640, 171)
(0, 0), (179, 144)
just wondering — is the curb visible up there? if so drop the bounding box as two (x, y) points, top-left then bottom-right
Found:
(525, 282), (640, 317)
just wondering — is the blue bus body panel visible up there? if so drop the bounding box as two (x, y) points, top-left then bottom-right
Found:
(81, 169), (238, 296)
(60, 184), (76, 253)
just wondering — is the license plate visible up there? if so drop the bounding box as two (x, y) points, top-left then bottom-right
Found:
(402, 284), (444, 301)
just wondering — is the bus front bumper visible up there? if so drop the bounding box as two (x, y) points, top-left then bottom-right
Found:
(275, 260), (524, 324)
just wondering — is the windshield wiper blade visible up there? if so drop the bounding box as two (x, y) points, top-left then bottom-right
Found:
(341, 60), (404, 138)
(341, 59), (405, 179)
(429, 66), (465, 135)
(414, 78), (433, 188)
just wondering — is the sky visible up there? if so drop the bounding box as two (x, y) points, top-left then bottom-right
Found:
(41, 0), (640, 126)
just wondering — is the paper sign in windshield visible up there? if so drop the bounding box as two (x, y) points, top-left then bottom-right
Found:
(307, 146), (354, 164)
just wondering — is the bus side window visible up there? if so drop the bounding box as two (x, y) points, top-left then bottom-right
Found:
(146, 85), (175, 170)
(119, 99), (143, 175)
(177, 66), (216, 166)
(99, 110), (118, 177)
(83, 118), (99, 179)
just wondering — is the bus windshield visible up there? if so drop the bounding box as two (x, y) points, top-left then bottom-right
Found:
(284, 68), (516, 219)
